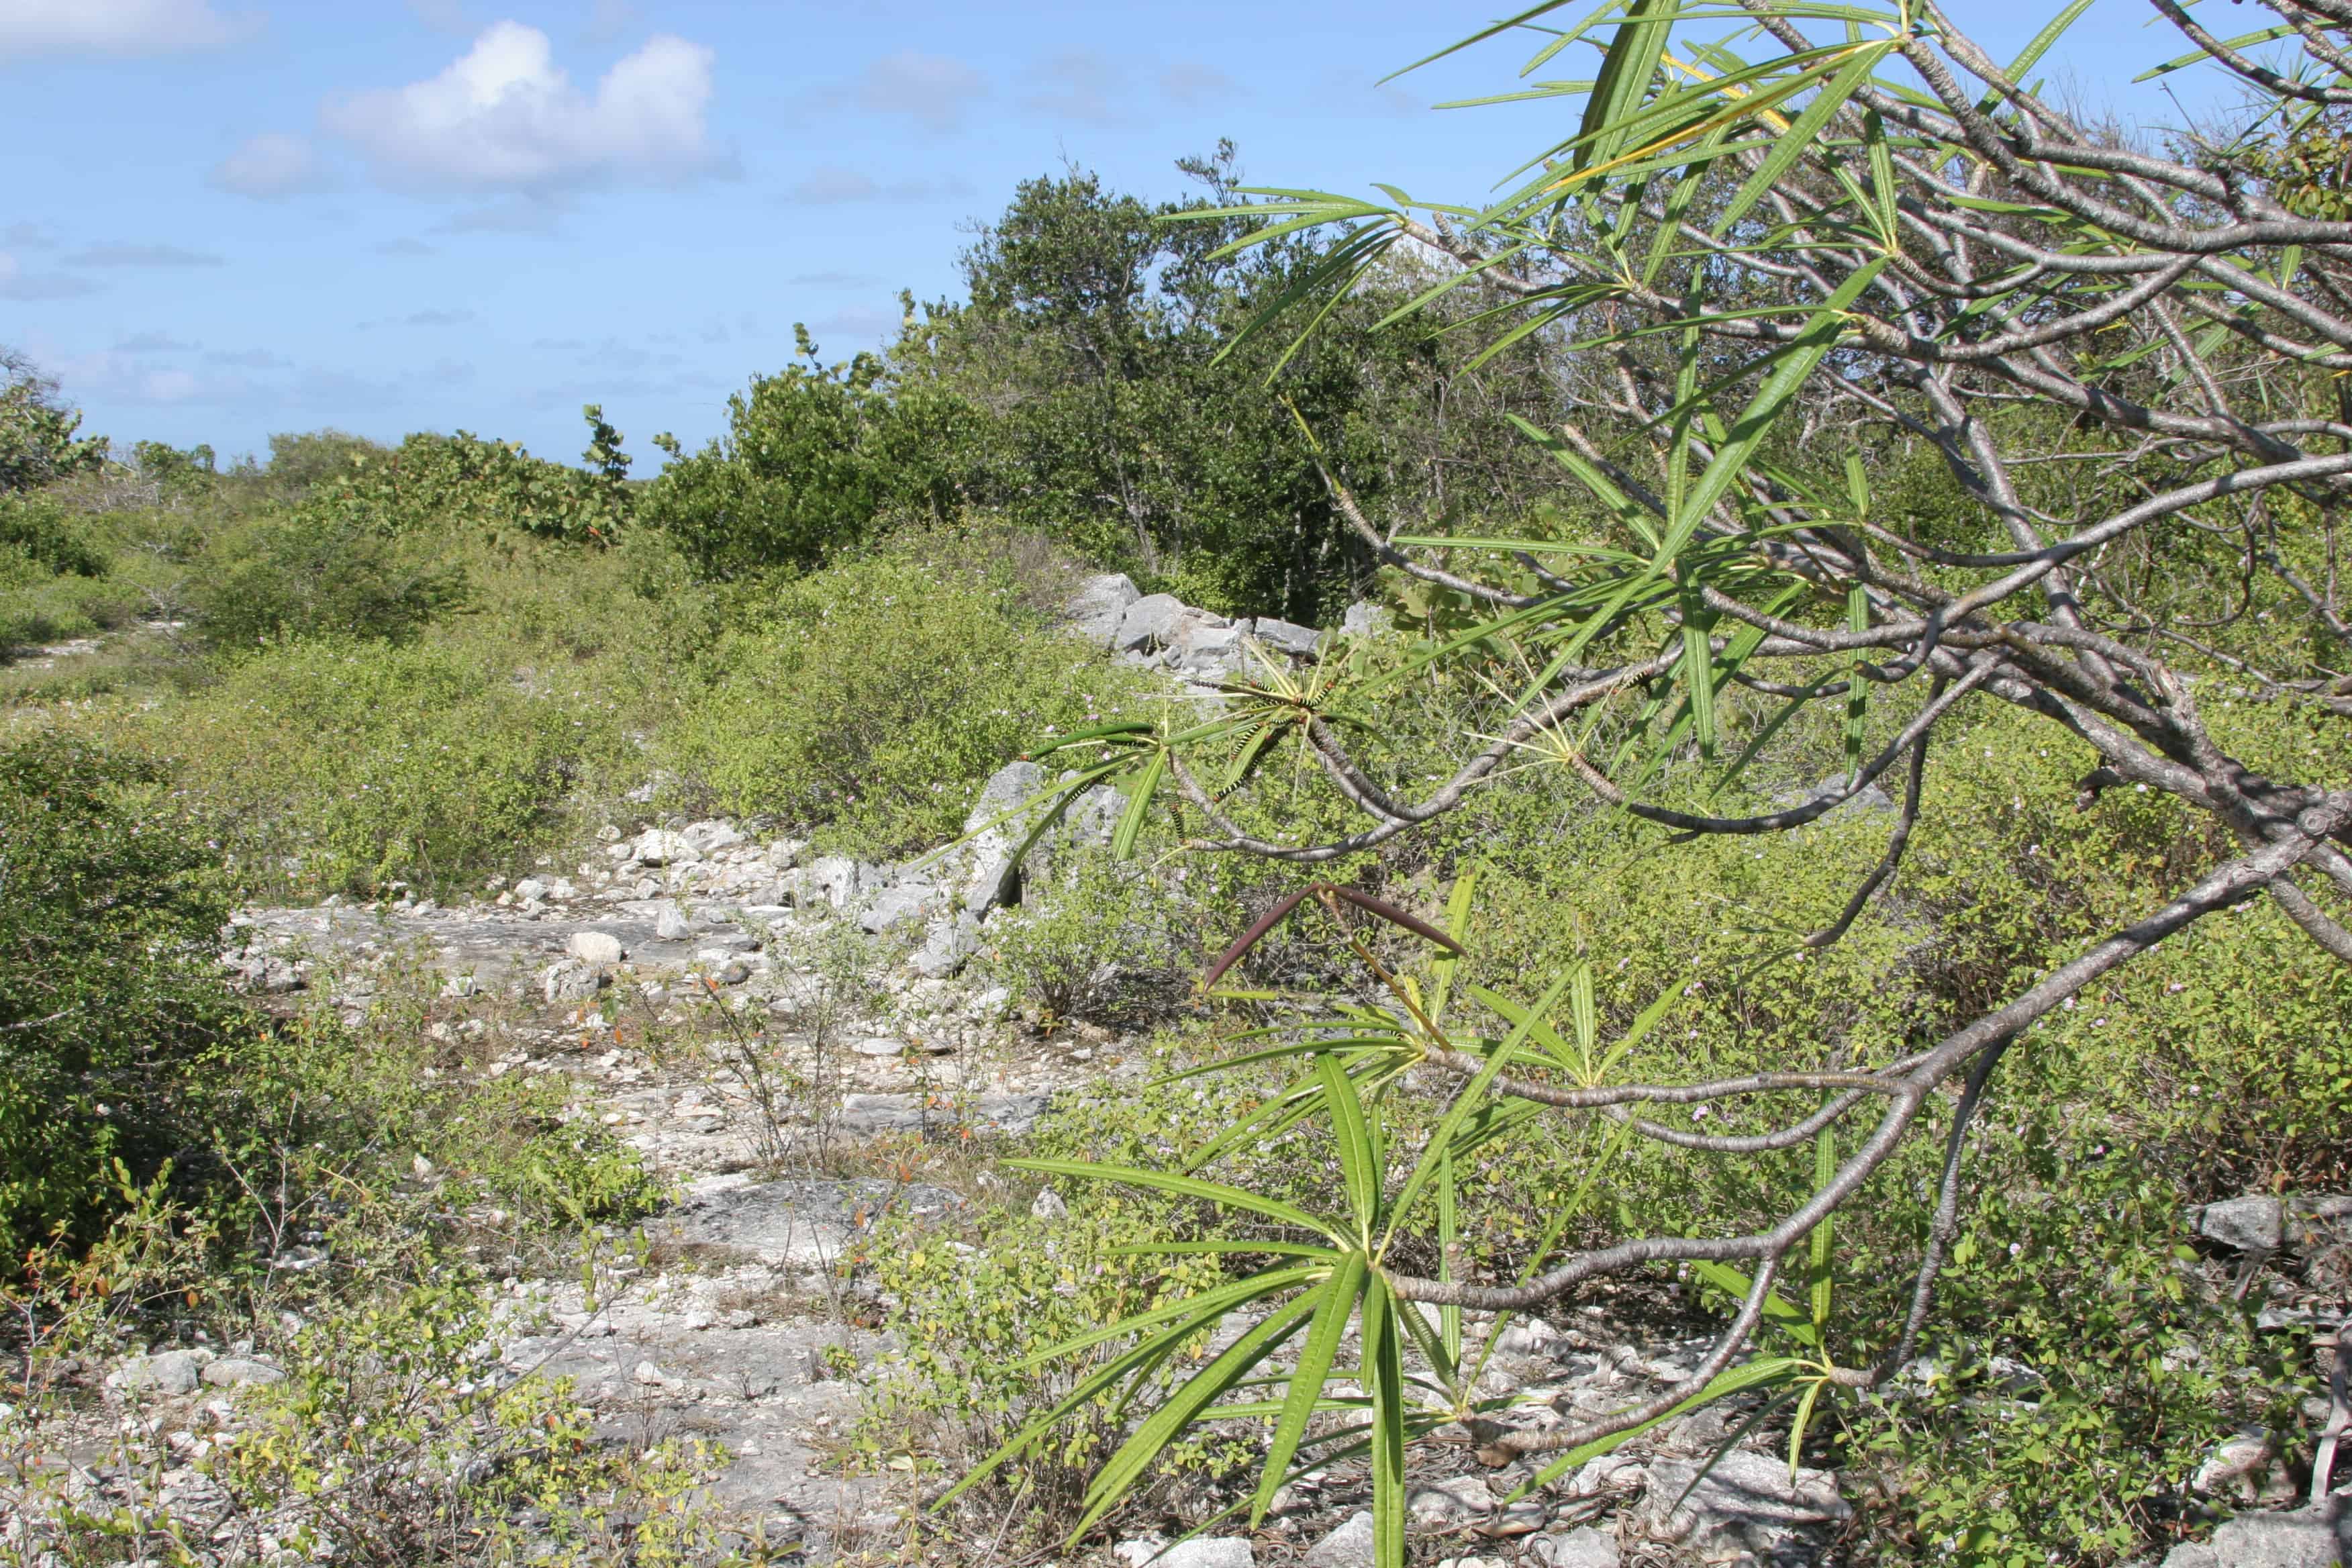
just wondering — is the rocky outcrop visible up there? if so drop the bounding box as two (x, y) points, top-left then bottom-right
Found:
(1059, 571), (1340, 690)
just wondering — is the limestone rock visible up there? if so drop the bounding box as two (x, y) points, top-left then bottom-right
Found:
(106, 1351), (207, 1397)
(912, 910), (981, 979)
(201, 1357), (286, 1388)
(1639, 1450), (1849, 1563)
(1526, 1527), (1620, 1568)
(567, 930), (625, 968)
(859, 882), (938, 935)
(1304, 1512), (1376, 1567)
(2161, 1506), (2349, 1568)
(1408, 1473), (1496, 1528)
(1067, 573), (1141, 648)
(632, 830), (698, 867)
(1113, 593), (1188, 653)
(540, 959), (602, 1003)
(1114, 1540), (1253, 1568)
(961, 761), (1047, 914)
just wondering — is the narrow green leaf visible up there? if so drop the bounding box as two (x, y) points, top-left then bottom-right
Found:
(1007, 1158), (1343, 1243)
(1255, 1251), (1369, 1525)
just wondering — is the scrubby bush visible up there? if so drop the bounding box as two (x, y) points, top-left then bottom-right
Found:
(0, 348), (105, 495)
(664, 542), (1153, 855)
(0, 738), (250, 1260)
(190, 509), (471, 648)
(112, 638), (632, 895)
(640, 337), (968, 580)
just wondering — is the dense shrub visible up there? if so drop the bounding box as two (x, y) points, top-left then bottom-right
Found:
(115, 638), (632, 895)
(663, 544), (1153, 855)
(640, 341), (969, 579)
(190, 509), (471, 648)
(0, 738), (249, 1260)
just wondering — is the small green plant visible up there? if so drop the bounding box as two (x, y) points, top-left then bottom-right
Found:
(0, 736), (252, 1259)
(983, 847), (1187, 1023)
(663, 542), (1152, 856)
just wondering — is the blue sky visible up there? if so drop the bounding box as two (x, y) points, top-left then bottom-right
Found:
(1, 1), (2259, 470)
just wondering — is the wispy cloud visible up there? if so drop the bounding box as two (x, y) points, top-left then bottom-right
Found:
(786, 168), (971, 205)
(204, 347), (292, 369)
(843, 51), (987, 132)
(66, 242), (226, 268)
(0, 0), (250, 58)
(1024, 52), (1128, 126)
(1161, 62), (1242, 106)
(0, 253), (103, 300)
(375, 238), (438, 257)
(210, 133), (336, 199)
(115, 330), (201, 353)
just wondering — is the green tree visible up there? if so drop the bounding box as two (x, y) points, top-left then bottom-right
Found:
(0, 347), (105, 495)
(956, 7), (2352, 1564)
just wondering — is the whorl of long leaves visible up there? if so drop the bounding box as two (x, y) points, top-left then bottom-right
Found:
(951, 6), (2352, 1560)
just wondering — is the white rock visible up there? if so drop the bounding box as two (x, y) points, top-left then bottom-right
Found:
(1112, 593), (1189, 653)
(200, 1358), (285, 1389)
(1640, 1449), (1849, 1561)
(107, 1351), (208, 1396)
(1030, 1187), (1069, 1222)
(1408, 1473), (1496, 1527)
(567, 930), (625, 968)
(540, 959), (601, 1004)
(2162, 1506), (2346, 1568)
(1303, 1511), (1375, 1567)
(655, 908), (692, 940)
(632, 830), (699, 867)
(513, 877), (549, 902)
(1526, 1527), (1618, 1568)
(1113, 1539), (1253, 1568)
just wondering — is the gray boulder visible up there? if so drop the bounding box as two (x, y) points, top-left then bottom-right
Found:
(1171, 620), (1251, 681)
(1067, 573), (1141, 648)
(859, 882), (938, 935)
(1251, 616), (1324, 659)
(912, 910), (982, 978)
(540, 959), (602, 1004)
(106, 1350), (206, 1397)
(655, 907), (692, 940)
(566, 930), (625, 968)
(2161, 1506), (2348, 1568)
(2198, 1196), (2286, 1253)
(961, 761), (1048, 914)
(1527, 1528), (1621, 1568)
(1113, 593), (1189, 654)
(201, 1357), (286, 1388)
(1639, 1449), (1851, 1563)
(1304, 1512), (1375, 1567)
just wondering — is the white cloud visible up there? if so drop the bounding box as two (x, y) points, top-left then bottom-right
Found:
(849, 52), (986, 132)
(323, 21), (724, 192)
(0, 0), (246, 57)
(211, 134), (336, 199)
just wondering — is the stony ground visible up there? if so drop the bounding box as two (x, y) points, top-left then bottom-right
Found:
(16, 581), (2349, 1565)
